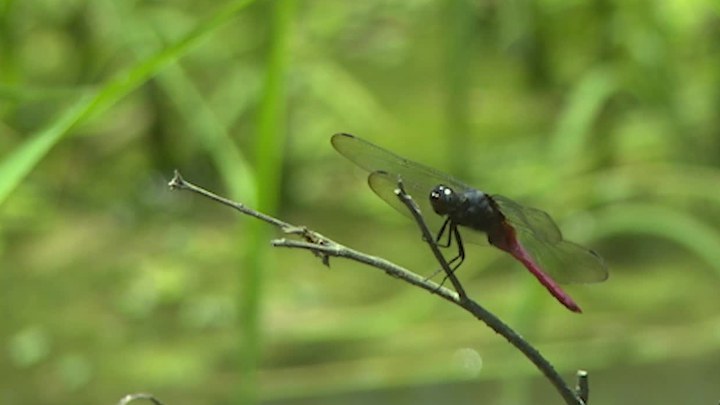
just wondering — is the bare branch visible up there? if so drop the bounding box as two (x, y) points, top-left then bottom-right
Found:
(392, 178), (584, 405)
(169, 170), (587, 405)
(169, 170), (289, 230)
(272, 238), (459, 301)
(393, 178), (467, 299)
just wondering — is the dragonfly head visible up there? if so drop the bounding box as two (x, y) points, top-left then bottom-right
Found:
(429, 185), (463, 216)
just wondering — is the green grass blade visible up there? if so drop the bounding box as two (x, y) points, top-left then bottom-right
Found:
(105, 0), (257, 203)
(158, 66), (257, 203)
(550, 67), (616, 168)
(0, 0), (256, 207)
(0, 94), (93, 205)
(593, 203), (720, 277)
(240, 0), (296, 403)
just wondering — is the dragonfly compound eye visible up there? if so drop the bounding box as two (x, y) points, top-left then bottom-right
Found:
(429, 185), (456, 215)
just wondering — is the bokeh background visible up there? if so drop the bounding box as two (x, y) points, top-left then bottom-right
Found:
(2, 0), (720, 404)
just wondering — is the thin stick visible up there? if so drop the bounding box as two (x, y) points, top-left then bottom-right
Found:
(393, 179), (584, 405)
(169, 170), (586, 405)
(169, 170), (288, 229)
(170, 170), (456, 297)
(393, 179), (467, 299)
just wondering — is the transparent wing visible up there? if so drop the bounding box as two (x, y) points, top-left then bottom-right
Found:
(492, 195), (608, 284)
(492, 195), (562, 243)
(332, 133), (486, 243)
(367, 170), (446, 233)
(332, 133), (470, 191)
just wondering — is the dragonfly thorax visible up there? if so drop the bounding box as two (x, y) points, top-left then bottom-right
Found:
(430, 185), (500, 234)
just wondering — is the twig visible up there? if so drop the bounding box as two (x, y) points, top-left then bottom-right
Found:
(393, 179), (585, 405)
(168, 170), (587, 405)
(393, 179), (467, 299)
(272, 239), (458, 299)
(169, 171), (457, 298)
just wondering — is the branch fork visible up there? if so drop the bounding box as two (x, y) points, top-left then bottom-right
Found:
(169, 170), (591, 405)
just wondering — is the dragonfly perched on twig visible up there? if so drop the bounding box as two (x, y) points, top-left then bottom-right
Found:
(331, 133), (608, 313)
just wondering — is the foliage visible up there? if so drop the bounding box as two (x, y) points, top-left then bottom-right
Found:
(1, 0), (719, 404)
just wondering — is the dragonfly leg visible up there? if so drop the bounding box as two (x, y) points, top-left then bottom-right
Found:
(435, 217), (452, 247)
(426, 219), (453, 284)
(447, 225), (465, 272)
(436, 224), (466, 289)
(424, 218), (453, 283)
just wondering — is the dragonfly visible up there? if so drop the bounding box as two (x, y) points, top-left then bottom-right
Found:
(331, 133), (608, 313)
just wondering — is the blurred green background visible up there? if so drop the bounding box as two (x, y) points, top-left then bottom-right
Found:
(2, 0), (720, 404)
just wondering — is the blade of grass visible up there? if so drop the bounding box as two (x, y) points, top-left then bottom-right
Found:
(0, 0), (256, 208)
(301, 60), (396, 133)
(107, 0), (257, 204)
(441, 0), (474, 178)
(0, 94), (92, 206)
(550, 67), (616, 170)
(592, 163), (720, 208)
(593, 203), (720, 278)
(155, 65), (257, 204)
(240, 0), (296, 403)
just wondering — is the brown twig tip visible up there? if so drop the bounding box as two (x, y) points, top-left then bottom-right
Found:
(168, 169), (185, 189)
(117, 393), (164, 405)
(575, 369), (589, 404)
(394, 177), (408, 195)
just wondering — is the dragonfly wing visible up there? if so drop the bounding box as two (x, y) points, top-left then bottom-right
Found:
(491, 195), (562, 243)
(368, 170), (446, 232)
(492, 195), (608, 284)
(518, 236), (608, 284)
(332, 133), (470, 192)
(334, 133), (488, 244)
